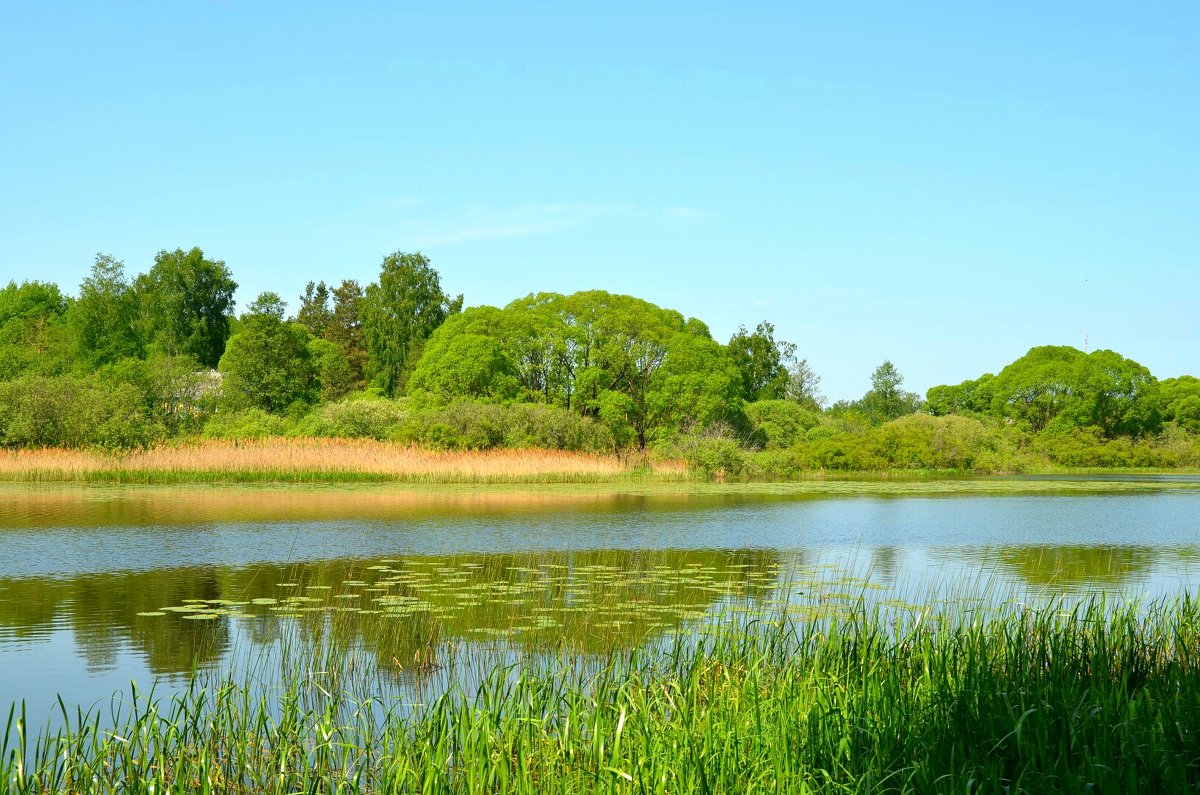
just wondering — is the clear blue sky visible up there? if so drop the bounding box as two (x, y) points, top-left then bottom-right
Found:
(1, 2), (1196, 401)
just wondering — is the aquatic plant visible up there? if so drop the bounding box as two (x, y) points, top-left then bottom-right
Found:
(0, 438), (686, 484)
(5, 594), (1200, 792)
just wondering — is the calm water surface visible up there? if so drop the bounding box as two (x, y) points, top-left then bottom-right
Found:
(1, 480), (1199, 715)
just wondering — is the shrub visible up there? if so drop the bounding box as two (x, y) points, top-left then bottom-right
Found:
(292, 396), (409, 440)
(202, 408), (292, 440)
(685, 437), (746, 479)
(744, 400), (822, 449)
(869, 414), (990, 470)
(0, 375), (163, 449)
(390, 401), (613, 452)
(496, 403), (612, 452)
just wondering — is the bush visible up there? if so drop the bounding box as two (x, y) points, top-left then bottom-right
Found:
(685, 437), (746, 479)
(201, 408), (292, 440)
(869, 414), (990, 470)
(744, 400), (822, 449)
(292, 396), (409, 440)
(497, 403), (613, 451)
(98, 356), (219, 437)
(0, 375), (163, 449)
(743, 448), (801, 479)
(390, 400), (613, 452)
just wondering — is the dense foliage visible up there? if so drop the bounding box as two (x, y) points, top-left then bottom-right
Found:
(1, 248), (1196, 474)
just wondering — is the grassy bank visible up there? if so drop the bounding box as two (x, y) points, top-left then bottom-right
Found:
(0, 438), (687, 484)
(6, 596), (1200, 792)
(2, 437), (1199, 486)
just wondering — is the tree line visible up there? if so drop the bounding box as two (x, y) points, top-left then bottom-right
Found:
(2, 247), (1198, 472)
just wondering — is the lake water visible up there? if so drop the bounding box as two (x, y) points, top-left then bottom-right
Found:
(2, 479), (1199, 717)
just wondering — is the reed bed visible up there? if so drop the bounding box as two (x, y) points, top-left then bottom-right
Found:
(0, 439), (687, 484)
(6, 596), (1200, 792)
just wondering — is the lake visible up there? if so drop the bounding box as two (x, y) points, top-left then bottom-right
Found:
(2, 478), (1199, 717)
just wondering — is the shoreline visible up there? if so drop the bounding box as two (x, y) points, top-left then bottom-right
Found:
(1, 437), (1199, 485)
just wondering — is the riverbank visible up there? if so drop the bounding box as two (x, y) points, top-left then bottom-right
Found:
(1, 438), (1198, 485)
(0, 438), (687, 484)
(6, 596), (1200, 792)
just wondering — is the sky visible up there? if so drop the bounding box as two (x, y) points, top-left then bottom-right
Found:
(1, 2), (1197, 402)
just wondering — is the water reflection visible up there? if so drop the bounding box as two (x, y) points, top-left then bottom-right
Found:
(2, 483), (1199, 715)
(0, 549), (781, 678)
(987, 546), (1158, 590)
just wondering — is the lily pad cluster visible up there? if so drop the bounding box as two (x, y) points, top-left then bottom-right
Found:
(141, 554), (908, 646)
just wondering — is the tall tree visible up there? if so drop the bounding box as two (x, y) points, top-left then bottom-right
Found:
(135, 247), (237, 368)
(69, 254), (141, 366)
(329, 279), (367, 390)
(296, 281), (333, 338)
(0, 281), (72, 379)
(726, 321), (795, 401)
(408, 291), (744, 449)
(361, 252), (461, 396)
(217, 292), (317, 413)
(862, 360), (922, 423)
(785, 358), (826, 410)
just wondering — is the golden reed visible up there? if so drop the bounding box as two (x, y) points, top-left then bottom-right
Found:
(0, 438), (685, 482)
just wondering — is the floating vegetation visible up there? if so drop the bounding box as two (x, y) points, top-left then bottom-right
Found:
(140, 550), (886, 654)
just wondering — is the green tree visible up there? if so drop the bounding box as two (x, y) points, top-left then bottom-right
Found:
(135, 247), (237, 368)
(726, 321), (795, 401)
(988, 346), (1085, 431)
(644, 332), (745, 448)
(217, 293), (317, 413)
(361, 252), (462, 396)
(926, 374), (995, 417)
(1161, 376), (1200, 434)
(1067, 349), (1161, 437)
(407, 307), (522, 402)
(307, 338), (356, 402)
(329, 280), (368, 391)
(407, 291), (744, 450)
(862, 360), (922, 423)
(411, 334), (522, 403)
(99, 355), (218, 436)
(988, 346), (1160, 437)
(785, 358), (825, 410)
(745, 400), (822, 448)
(0, 280), (72, 379)
(296, 281), (334, 338)
(69, 254), (142, 367)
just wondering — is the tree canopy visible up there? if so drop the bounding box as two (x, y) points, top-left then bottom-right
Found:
(134, 247), (237, 368)
(928, 346), (1163, 438)
(408, 291), (745, 448)
(361, 252), (462, 396)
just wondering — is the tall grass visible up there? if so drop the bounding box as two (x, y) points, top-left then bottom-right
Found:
(6, 595), (1200, 792)
(0, 438), (688, 484)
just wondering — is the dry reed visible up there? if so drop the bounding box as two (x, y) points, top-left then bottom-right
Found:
(0, 438), (687, 484)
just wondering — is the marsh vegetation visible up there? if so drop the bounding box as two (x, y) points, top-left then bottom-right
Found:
(7, 593), (1200, 792)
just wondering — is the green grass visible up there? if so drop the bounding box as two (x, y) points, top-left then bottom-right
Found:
(6, 595), (1200, 792)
